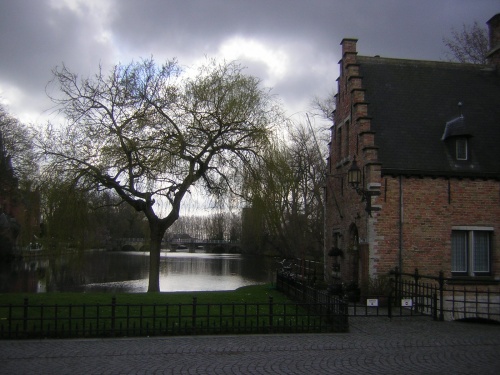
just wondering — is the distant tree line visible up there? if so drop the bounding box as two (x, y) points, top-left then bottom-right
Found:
(166, 212), (241, 242)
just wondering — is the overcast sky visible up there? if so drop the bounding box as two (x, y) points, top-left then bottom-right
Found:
(0, 0), (498, 126)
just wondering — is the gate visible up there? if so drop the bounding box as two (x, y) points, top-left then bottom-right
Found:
(389, 268), (442, 319)
(276, 258), (500, 322)
(388, 268), (500, 322)
(338, 268), (500, 321)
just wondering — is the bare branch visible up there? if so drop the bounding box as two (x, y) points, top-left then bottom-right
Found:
(443, 21), (489, 64)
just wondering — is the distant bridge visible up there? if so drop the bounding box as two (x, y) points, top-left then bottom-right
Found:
(169, 238), (242, 253)
(120, 238), (242, 254)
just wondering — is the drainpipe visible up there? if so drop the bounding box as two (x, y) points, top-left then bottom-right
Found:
(399, 175), (403, 272)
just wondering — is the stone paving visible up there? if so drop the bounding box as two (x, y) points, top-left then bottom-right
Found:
(1, 316), (499, 374)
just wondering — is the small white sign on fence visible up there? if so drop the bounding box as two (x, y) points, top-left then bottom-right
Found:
(401, 298), (413, 307)
(367, 298), (379, 307)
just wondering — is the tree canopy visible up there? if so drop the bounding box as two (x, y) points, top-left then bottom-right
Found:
(0, 105), (38, 188)
(39, 58), (281, 291)
(443, 21), (489, 64)
(242, 121), (326, 259)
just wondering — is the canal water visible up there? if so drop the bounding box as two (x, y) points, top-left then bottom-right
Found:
(0, 251), (275, 293)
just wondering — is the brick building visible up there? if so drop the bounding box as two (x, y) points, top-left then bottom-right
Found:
(325, 14), (500, 293)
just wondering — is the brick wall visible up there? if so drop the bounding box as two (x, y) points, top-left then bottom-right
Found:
(373, 176), (500, 278)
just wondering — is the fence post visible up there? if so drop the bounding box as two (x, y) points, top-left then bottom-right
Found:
(268, 296), (274, 331)
(388, 292), (392, 319)
(438, 271), (444, 321)
(192, 297), (197, 334)
(8, 304), (12, 339)
(433, 293), (438, 320)
(413, 268), (420, 312)
(487, 288), (491, 320)
(23, 298), (28, 333)
(393, 267), (401, 303)
(111, 297), (116, 336)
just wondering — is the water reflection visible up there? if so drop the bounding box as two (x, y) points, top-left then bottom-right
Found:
(0, 251), (273, 293)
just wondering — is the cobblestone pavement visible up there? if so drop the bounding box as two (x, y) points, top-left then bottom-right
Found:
(1, 317), (499, 374)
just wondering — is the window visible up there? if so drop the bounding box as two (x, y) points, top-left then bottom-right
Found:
(337, 127), (342, 160)
(344, 121), (350, 157)
(456, 138), (468, 160)
(451, 228), (491, 276)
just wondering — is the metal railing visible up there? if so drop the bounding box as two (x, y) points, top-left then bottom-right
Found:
(275, 272), (349, 331)
(390, 268), (500, 322)
(0, 295), (347, 339)
(277, 265), (500, 322)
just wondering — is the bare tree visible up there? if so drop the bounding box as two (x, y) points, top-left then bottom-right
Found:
(311, 90), (336, 122)
(443, 21), (489, 64)
(39, 58), (280, 292)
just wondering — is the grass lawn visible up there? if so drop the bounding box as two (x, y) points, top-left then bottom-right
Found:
(2, 284), (345, 338)
(1, 284), (349, 338)
(0, 283), (285, 306)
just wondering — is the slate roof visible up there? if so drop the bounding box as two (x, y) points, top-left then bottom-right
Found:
(357, 56), (500, 179)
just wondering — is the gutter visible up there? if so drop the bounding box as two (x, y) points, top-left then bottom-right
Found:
(399, 175), (403, 272)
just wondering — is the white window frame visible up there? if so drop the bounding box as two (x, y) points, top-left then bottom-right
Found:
(451, 226), (492, 276)
(456, 138), (468, 160)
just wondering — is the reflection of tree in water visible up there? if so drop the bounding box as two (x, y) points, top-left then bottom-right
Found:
(46, 251), (150, 291)
(160, 254), (270, 284)
(0, 257), (48, 293)
(163, 255), (241, 276)
(239, 255), (274, 283)
(0, 212), (20, 258)
(41, 248), (84, 291)
(1, 252), (270, 293)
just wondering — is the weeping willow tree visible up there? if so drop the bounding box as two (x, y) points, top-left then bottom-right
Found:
(39, 178), (146, 252)
(40, 179), (92, 251)
(243, 122), (326, 259)
(38, 58), (282, 292)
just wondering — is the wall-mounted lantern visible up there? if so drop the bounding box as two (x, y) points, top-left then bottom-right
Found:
(347, 156), (380, 216)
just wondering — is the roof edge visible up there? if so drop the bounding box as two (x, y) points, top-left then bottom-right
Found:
(381, 169), (500, 180)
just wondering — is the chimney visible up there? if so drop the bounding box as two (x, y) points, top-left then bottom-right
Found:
(486, 13), (500, 67)
(340, 38), (358, 55)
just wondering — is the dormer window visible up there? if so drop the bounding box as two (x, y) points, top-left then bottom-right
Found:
(442, 112), (472, 162)
(456, 138), (468, 160)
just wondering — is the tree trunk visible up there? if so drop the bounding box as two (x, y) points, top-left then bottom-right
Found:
(147, 223), (163, 292)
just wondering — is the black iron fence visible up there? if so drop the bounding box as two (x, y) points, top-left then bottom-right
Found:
(390, 268), (500, 322)
(275, 271), (348, 331)
(340, 269), (499, 321)
(278, 264), (500, 322)
(0, 294), (348, 339)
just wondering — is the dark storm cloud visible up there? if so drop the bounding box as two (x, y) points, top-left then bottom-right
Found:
(111, 0), (336, 53)
(0, 0), (498, 124)
(110, 0), (498, 60)
(0, 0), (116, 121)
